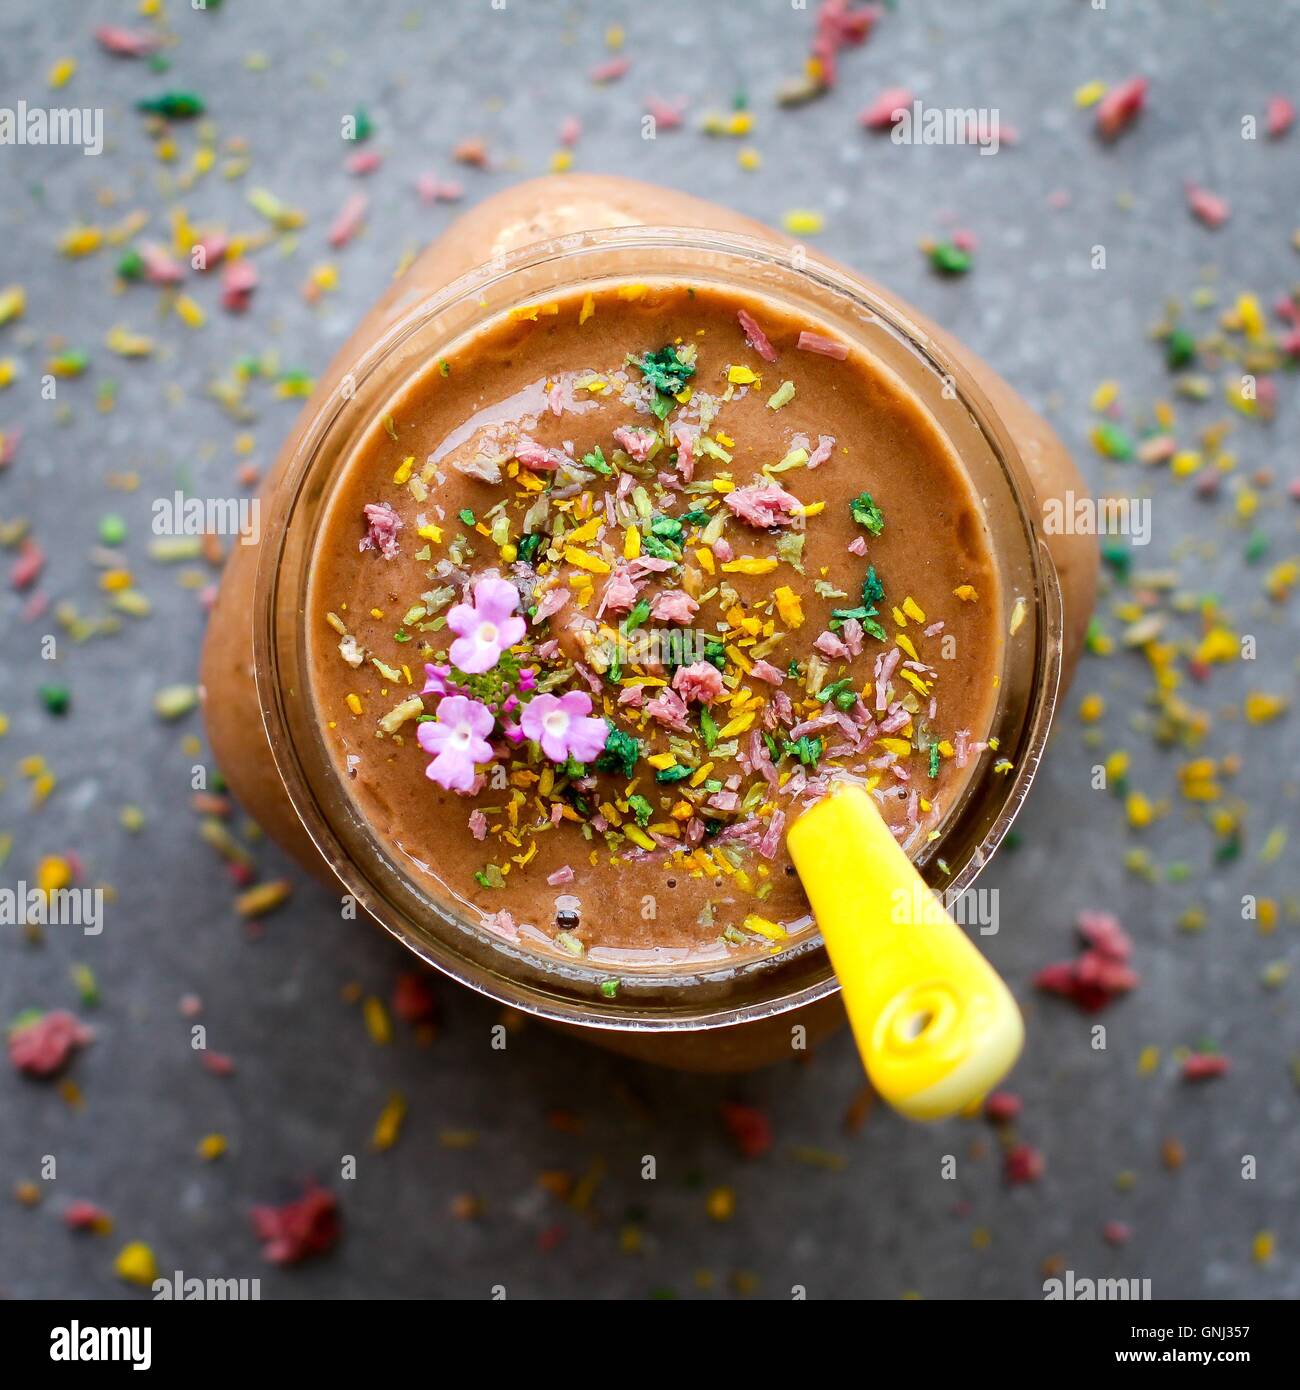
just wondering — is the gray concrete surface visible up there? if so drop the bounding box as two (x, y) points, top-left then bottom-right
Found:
(0, 0), (1297, 1299)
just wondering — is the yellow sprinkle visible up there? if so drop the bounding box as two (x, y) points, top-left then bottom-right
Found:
(722, 556), (778, 576)
(1126, 790), (1155, 828)
(877, 737), (911, 757)
(796, 500), (825, 518)
(372, 1092), (408, 1151)
(743, 913), (787, 941)
(616, 284), (648, 301)
(1075, 80), (1107, 108)
(899, 668), (931, 697)
(550, 149), (574, 173)
(393, 455), (415, 485)
(564, 546), (610, 575)
(1244, 692), (1287, 724)
(510, 301), (560, 322)
(728, 365), (759, 385)
(60, 225), (103, 258)
(49, 57), (77, 88)
(895, 632), (919, 662)
(738, 147), (761, 171)
(345, 693), (363, 715)
(417, 522), (443, 543)
(774, 585), (803, 629)
(114, 1242), (158, 1287)
(197, 1133), (227, 1161)
(783, 209), (824, 236)
(579, 292), (595, 325)
(1252, 1232), (1275, 1265)
(174, 294), (206, 328)
(696, 546), (714, 574)
(363, 995), (392, 1045)
(1137, 1045), (1160, 1076)
(902, 596), (926, 624)
(1079, 693), (1105, 723)
(647, 752), (677, 771)
(1090, 380), (1119, 411)
(625, 825), (656, 851)
(953, 583), (979, 602)
(719, 711), (756, 737)
(0, 285), (25, 325)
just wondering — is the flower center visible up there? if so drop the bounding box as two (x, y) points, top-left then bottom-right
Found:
(543, 710), (570, 738)
(477, 621), (499, 645)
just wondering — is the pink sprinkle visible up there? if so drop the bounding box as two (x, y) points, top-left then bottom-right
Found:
(724, 482), (802, 529)
(10, 537), (44, 591)
(600, 569), (640, 616)
(345, 149), (383, 176)
(8, 1011), (92, 1078)
(481, 910), (518, 940)
(951, 228), (978, 253)
(613, 424), (657, 462)
(806, 434), (835, 468)
(139, 241), (183, 285)
(797, 330), (848, 360)
(359, 501), (401, 559)
(923, 621), (945, 637)
(1004, 1143), (1045, 1185)
(415, 173), (464, 204)
(671, 662), (724, 706)
(859, 86), (912, 130)
(201, 1051), (235, 1077)
(547, 866), (576, 886)
(1186, 182), (1230, 228)
(193, 233), (228, 269)
(1182, 1052), (1230, 1082)
(221, 258), (257, 314)
(645, 96), (686, 129)
(847, 535), (867, 556)
(514, 436), (561, 472)
(559, 116), (582, 146)
(711, 537), (734, 563)
(749, 660), (786, 686)
(468, 810), (487, 841)
(813, 630), (850, 659)
(95, 25), (161, 57)
(984, 1091), (1022, 1124)
(650, 589), (700, 625)
(532, 587), (571, 624)
(1104, 1221), (1133, 1247)
(645, 686), (693, 731)
(328, 192), (368, 249)
(64, 1200), (111, 1231)
(590, 58), (630, 83)
(1096, 77), (1147, 141)
(737, 309), (778, 363)
(1266, 95), (1295, 139)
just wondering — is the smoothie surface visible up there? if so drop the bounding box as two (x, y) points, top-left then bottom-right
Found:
(307, 283), (1003, 968)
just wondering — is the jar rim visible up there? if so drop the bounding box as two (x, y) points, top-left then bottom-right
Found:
(253, 224), (1063, 1035)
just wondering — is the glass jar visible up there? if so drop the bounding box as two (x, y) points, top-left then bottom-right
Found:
(203, 182), (1094, 1071)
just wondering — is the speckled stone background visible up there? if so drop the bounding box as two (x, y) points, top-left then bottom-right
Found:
(1, 0), (1297, 1300)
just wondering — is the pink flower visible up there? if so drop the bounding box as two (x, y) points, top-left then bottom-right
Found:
(421, 663), (456, 696)
(447, 575), (525, 674)
(360, 501), (401, 558)
(417, 696), (496, 792)
(520, 691), (608, 764)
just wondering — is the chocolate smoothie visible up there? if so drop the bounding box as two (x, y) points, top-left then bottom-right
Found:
(306, 282), (1002, 968)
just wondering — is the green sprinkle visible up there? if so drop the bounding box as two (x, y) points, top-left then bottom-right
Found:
(599, 978), (620, 999)
(928, 242), (971, 275)
(517, 532), (544, 564)
(582, 445), (612, 475)
(700, 705), (719, 750)
(861, 566), (885, 606)
(38, 684), (70, 716)
(782, 734), (823, 767)
(1165, 328), (1196, 370)
(766, 380), (796, 411)
(458, 509), (476, 527)
(153, 683), (198, 721)
(98, 514), (127, 546)
(622, 599), (652, 634)
(928, 742), (941, 779)
(704, 641), (727, 671)
(136, 91), (205, 119)
(633, 344), (696, 398)
(1094, 421), (1133, 460)
(654, 764), (693, 784)
(627, 794), (654, 827)
(438, 359), (451, 377)
(350, 106), (374, 141)
(116, 249), (145, 281)
(650, 515), (684, 545)
(1101, 541), (1132, 579)
(849, 492), (885, 535)
(596, 725), (640, 778)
